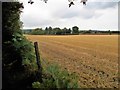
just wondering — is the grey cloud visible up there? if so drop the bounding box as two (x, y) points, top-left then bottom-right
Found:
(61, 11), (80, 19)
(78, 10), (97, 19)
(51, 7), (94, 20)
(56, 9), (101, 20)
(86, 2), (117, 9)
(21, 15), (52, 28)
(24, 20), (51, 27)
(60, 2), (117, 20)
(20, 0), (118, 30)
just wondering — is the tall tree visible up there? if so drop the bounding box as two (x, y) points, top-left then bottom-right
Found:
(66, 28), (72, 34)
(45, 27), (49, 35)
(54, 27), (62, 35)
(48, 26), (52, 34)
(72, 26), (79, 34)
(63, 27), (67, 35)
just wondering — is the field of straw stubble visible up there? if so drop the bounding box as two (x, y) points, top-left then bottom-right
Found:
(26, 35), (118, 88)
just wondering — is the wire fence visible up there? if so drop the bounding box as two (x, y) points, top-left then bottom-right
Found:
(41, 57), (48, 67)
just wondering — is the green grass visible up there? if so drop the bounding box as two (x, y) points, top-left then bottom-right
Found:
(32, 62), (80, 88)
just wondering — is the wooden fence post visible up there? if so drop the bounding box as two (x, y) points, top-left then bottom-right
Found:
(34, 42), (42, 82)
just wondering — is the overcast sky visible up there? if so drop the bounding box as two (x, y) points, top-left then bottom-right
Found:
(20, 0), (119, 30)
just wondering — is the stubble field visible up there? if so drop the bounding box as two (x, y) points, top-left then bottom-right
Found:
(26, 35), (118, 88)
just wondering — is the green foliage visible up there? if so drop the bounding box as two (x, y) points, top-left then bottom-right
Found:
(27, 27), (72, 35)
(32, 63), (80, 88)
(30, 28), (45, 35)
(3, 2), (36, 69)
(72, 26), (79, 34)
(54, 27), (62, 35)
(32, 82), (41, 88)
(26, 26), (81, 35)
(2, 2), (37, 88)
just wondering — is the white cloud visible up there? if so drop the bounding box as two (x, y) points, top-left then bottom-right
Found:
(20, 0), (118, 30)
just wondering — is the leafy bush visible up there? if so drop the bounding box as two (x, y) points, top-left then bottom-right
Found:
(32, 82), (41, 88)
(32, 63), (80, 88)
(2, 2), (37, 88)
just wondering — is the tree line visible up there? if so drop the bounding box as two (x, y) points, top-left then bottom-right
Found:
(24, 26), (80, 35)
(23, 27), (119, 35)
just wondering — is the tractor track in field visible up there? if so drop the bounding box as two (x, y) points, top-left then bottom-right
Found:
(26, 35), (118, 88)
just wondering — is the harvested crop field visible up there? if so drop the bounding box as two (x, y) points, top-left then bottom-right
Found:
(26, 35), (118, 88)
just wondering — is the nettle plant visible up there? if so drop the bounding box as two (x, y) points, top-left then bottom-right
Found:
(28, 0), (88, 7)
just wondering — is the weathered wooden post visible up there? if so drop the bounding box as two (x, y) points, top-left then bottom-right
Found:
(34, 42), (42, 82)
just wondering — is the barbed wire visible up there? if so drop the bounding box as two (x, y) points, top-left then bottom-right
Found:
(41, 57), (48, 66)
